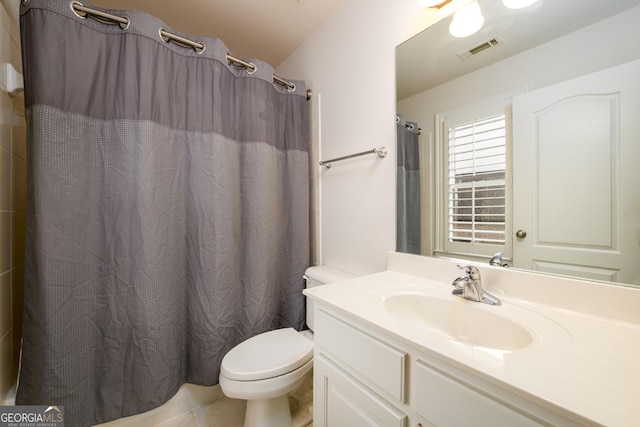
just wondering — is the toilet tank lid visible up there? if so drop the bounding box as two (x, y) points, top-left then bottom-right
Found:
(304, 266), (354, 284)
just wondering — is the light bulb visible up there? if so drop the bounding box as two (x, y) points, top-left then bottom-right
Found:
(417, 0), (444, 7)
(449, 1), (484, 38)
(502, 0), (539, 9)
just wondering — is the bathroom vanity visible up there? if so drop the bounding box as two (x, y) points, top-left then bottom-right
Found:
(304, 253), (640, 427)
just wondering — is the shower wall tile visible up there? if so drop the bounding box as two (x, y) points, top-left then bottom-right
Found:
(11, 265), (22, 373)
(0, 147), (10, 210)
(11, 155), (25, 211)
(0, 21), (10, 65)
(11, 211), (24, 267)
(0, 1), (19, 49)
(0, 1), (12, 35)
(11, 125), (25, 159)
(0, 76), (10, 121)
(0, 271), (9, 338)
(9, 37), (20, 75)
(11, 100), (24, 128)
(0, 329), (12, 400)
(0, 211), (9, 273)
(0, 125), (10, 151)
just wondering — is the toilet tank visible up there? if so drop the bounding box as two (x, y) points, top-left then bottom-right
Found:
(304, 266), (354, 331)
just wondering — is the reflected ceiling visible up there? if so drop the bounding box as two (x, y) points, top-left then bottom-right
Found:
(397, 0), (640, 100)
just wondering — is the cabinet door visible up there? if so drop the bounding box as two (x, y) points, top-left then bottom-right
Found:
(315, 309), (407, 403)
(415, 360), (541, 427)
(315, 354), (407, 427)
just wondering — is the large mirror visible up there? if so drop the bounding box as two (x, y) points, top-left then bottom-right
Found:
(396, 0), (640, 286)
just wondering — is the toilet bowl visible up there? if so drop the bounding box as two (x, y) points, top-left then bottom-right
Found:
(219, 266), (354, 427)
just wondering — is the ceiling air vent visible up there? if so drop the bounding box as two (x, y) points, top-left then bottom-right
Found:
(457, 36), (503, 61)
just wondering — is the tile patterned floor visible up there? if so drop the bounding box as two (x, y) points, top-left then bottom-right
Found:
(156, 397), (246, 427)
(155, 396), (313, 427)
(96, 366), (314, 426)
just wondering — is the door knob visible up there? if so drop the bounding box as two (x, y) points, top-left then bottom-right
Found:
(516, 230), (527, 239)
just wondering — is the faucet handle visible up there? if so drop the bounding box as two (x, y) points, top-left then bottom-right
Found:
(451, 276), (467, 289)
(457, 265), (481, 281)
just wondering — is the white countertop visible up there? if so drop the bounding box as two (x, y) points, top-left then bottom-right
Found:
(304, 253), (640, 427)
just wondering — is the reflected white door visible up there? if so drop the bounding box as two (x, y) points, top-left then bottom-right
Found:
(512, 59), (640, 284)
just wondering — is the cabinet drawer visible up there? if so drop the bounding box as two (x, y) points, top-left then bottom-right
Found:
(315, 354), (407, 427)
(315, 309), (407, 402)
(415, 359), (542, 427)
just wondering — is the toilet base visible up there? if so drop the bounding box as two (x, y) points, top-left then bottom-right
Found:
(244, 396), (292, 427)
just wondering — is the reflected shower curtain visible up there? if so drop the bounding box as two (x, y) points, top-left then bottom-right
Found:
(396, 115), (421, 254)
(17, 1), (309, 425)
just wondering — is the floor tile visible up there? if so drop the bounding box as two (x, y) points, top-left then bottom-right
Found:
(156, 411), (197, 427)
(192, 397), (245, 427)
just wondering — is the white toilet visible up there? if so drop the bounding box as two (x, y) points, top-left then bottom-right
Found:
(219, 266), (354, 427)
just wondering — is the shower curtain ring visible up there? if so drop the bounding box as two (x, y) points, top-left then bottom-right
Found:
(70, 1), (87, 18)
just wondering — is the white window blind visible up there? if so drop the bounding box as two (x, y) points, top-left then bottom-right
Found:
(447, 115), (506, 245)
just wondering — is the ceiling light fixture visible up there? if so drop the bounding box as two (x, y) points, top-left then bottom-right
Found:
(502, 0), (539, 9)
(449, 1), (484, 38)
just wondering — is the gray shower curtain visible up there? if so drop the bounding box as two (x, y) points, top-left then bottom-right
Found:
(396, 115), (421, 254)
(17, 1), (309, 425)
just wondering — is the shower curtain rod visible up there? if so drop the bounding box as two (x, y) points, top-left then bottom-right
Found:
(69, 1), (312, 101)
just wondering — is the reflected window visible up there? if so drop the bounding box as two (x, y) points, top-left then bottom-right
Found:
(435, 92), (515, 261)
(447, 115), (506, 245)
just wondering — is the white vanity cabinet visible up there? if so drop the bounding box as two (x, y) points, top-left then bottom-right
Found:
(313, 304), (584, 427)
(314, 355), (407, 426)
(313, 308), (409, 426)
(412, 360), (542, 427)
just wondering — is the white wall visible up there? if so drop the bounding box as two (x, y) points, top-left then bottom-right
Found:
(277, 0), (469, 275)
(397, 5), (640, 143)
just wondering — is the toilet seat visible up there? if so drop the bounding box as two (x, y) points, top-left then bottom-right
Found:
(219, 357), (313, 401)
(221, 328), (313, 381)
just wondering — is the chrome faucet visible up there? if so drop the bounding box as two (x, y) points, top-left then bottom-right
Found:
(489, 252), (508, 267)
(452, 265), (501, 305)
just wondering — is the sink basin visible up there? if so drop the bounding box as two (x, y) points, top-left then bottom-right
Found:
(383, 293), (533, 350)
